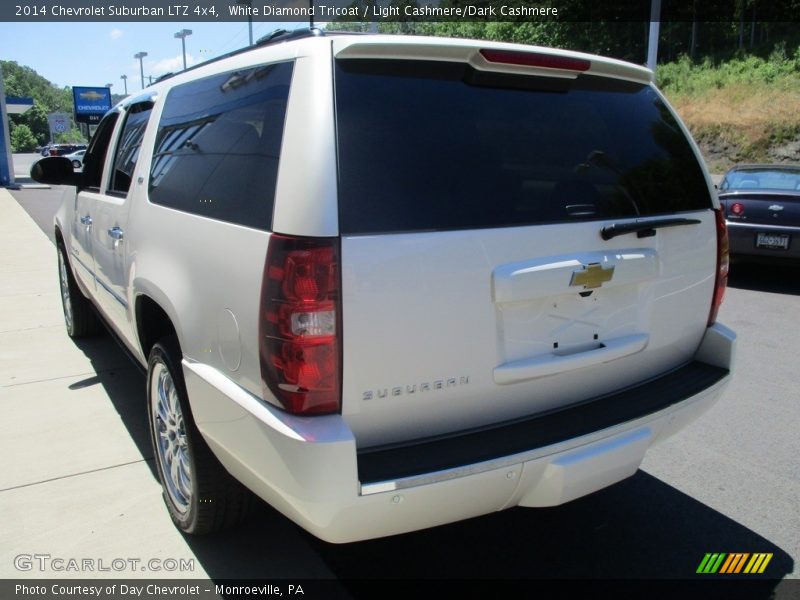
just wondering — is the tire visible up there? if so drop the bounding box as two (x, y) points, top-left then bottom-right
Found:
(147, 336), (252, 535)
(72, 160), (81, 169)
(57, 244), (102, 338)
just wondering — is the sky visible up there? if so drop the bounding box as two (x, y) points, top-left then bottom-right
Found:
(0, 21), (306, 92)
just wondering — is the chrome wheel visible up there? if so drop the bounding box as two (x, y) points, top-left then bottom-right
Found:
(58, 251), (73, 333)
(151, 361), (192, 514)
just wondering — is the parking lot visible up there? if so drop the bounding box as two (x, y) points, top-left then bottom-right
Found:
(1, 154), (798, 591)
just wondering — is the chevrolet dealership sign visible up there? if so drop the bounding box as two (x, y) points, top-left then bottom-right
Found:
(72, 87), (112, 124)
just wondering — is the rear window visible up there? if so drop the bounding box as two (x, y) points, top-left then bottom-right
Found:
(720, 169), (800, 192)
(149, 61), (293, 230)
(334, 59), (713, 235)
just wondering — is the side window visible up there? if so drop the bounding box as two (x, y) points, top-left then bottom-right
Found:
(109, 102), (154, 196)
(149, 61), (293, 230)
(81, 112), (119, 190)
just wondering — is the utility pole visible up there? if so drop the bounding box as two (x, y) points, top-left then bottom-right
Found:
(134, 51), (148, 89)
(237, 0), (253, 45)
(174, 29), (193, 70)
(646, 0), (661, 74)
(120, 74), (128, 95)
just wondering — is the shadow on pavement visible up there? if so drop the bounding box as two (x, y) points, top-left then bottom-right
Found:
(303, 471), (792, 581)
(184, 470), (794, 590)
(70, 335), (154, 478)
(728, 262), (800, 296)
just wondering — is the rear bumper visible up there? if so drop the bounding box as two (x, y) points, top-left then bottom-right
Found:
(727, 221), (800, 260)
(185, 323), (735, 543)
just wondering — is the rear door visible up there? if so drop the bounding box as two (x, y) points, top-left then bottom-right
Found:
(333, 53), (719, 448)
(91, 99), (154, 329)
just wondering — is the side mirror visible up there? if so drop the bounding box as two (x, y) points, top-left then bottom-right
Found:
(30, 157), (81, 186)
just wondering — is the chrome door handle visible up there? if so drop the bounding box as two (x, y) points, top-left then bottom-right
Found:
(107, 227), (124, 241)
(80, 215), (92, 226)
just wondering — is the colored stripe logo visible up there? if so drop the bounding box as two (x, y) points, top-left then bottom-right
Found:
(697, 553), (773, 574)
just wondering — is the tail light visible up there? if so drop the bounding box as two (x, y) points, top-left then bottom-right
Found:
(708, 208), (729, 326)
(259, 234), (341, 415)
(730, 202), (745, 216)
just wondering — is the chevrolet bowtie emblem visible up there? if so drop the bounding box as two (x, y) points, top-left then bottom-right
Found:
(570, 263), (615, 289)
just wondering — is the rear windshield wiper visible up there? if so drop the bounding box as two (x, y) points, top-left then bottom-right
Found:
(600, 217), (702, 241)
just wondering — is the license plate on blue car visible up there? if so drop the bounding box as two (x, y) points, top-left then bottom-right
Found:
(756, 232), (790, 250)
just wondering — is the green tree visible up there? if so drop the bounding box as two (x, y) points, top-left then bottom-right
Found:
(10, 123), (38, 152)
(1, 60), (75, 144)
(55, 128), (86, 144)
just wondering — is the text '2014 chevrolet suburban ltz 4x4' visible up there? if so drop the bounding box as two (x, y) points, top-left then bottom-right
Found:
(33, 29), (735, 543)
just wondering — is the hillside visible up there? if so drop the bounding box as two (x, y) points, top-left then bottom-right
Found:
(1, 60), (84, 150)
(659, 49), (800, 172)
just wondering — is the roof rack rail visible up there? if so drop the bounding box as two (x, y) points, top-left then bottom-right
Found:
(255, 27), (324, 47)
(148, 27), (334, 86)
(153, 72), (174, 84)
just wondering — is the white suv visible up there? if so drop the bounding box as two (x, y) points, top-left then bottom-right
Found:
(33, 29), (735, 543)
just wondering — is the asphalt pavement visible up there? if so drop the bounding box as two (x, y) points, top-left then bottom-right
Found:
(1, 154), (798, 592)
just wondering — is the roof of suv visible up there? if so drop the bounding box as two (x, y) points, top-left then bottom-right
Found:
(142, 27), (653, 95)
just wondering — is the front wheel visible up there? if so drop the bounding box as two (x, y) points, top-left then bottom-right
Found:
(57, 244), (102, 338)
(147, 336), (251, 534)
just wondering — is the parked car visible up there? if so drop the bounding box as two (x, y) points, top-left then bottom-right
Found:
(719, 164), (800, 263)
(47, 143), (87, 157)
(31, 29), (735, 543)
(63, 149), (86, 169)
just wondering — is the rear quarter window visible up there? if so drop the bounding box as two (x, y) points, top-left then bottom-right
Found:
(334, 59), (713, 235)
(148, 61), (293, 230)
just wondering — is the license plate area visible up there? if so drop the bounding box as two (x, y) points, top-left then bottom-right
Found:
(756, 232), (790, 250)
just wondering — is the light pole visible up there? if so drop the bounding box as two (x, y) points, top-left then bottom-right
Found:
(120, 74), (128, 95)
(647, 0), (661, 73)
(134, 51), (148, 89)
(174, 29), (192, 70)
(237, 0), (253, 46)
(105, 83), (113, 90)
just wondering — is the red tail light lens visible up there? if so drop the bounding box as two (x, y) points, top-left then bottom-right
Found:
(479, 49), (590, 72)
(730, 202), (745, 216)
(259, 234), (341, 415)
(708, 208), (729, 326)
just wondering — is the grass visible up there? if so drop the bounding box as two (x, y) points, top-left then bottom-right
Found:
(657, 48), (800, 171)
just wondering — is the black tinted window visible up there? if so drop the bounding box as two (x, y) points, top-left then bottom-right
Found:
(110, 102), (153, 195)
(82, 112), (119, 190)
(335, 60), (713, 234)
(149, 61), (293, 230)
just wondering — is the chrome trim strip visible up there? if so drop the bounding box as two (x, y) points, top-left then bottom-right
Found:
(95, 276), (129, 309)
(726, 221), (799, 232)
(70, 249), (93, 275)
(358, 375), (731, 496)
(70, 248), (128, 308)
(182, 359), (306, 442)
(719, 190), (800, 197)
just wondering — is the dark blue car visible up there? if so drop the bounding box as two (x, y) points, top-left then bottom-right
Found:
(719, 164), (800, 263)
